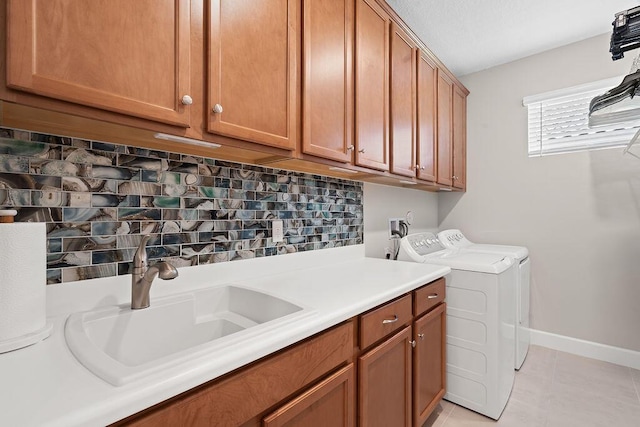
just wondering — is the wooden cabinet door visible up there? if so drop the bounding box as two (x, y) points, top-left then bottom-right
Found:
(263, 364), (355, 427)
(359, 326), (412, 427)
(302, 0), (354, 163)
(6, 0), (191, 127)
(452, 85), (467, 190)
(436, 71), (453, 186)
(412, 303), (446, 427)
(389, 23), (417, 178)
(416, 51), (437, 183)
(354, 0), (390, 171)
(208, 0), (298, 150)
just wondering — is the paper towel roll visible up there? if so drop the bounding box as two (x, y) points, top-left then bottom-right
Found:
(0, 221), (51, 353)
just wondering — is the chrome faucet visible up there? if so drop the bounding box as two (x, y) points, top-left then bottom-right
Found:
(131, 235), (178, 309)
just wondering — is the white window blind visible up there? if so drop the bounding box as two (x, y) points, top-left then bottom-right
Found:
(523, 76), (640, 157)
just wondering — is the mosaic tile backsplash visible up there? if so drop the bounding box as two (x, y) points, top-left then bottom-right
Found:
(0, 127), (363, 285)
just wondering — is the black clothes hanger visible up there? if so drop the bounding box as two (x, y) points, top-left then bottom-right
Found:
(589, 69), (640, 116)
(611, 6), (640, 60)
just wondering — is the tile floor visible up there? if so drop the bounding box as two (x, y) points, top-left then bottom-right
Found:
(423, 345), (640, 427)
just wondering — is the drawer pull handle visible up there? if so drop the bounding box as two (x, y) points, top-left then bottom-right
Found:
(427, 293), (439, 299)
(382, 315), (398, 324)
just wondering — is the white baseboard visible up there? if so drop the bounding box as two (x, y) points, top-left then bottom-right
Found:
(529, 328), (640, 370)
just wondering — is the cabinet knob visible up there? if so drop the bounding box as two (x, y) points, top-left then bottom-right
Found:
(418, 333), (425, 340)
(181, 95), (193, 105)
(358, 148), (365, 154)
(415, 164), (420, 170)
(420, 166), (425, 171)
(452, 175), (459, 180)
(409, 339), (416, 348)
(347, 145), (355, 151)
(212, 104), (224, 114)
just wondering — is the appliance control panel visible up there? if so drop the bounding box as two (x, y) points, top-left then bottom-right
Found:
(438, 229), (472, 248)
(401, 232), (445, 258)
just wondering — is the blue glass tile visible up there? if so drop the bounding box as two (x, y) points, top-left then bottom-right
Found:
(199, 186), (228, 199)
(47, 269), (62, 284)
(0, 139), (49, 156)
(62, 264), (117, 282)
(91, 141), (120, 152)
(234, 210), (254, 220)
(0, 156), (29, 173)
(48, 238), (62, 253)
(178, 209), (199, 220)
(152, 196), (180, 208)
(118, 208), (161, 221)
(141, 170), (159, 183)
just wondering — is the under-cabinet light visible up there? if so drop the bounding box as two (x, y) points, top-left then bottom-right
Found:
(328, 166), (359, 174)
(153, 133), (221, 148)
(399, 180), (417, 185)
(439, 187), (452, 192)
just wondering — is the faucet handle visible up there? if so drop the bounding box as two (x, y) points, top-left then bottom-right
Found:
(133, 234), (152, 269)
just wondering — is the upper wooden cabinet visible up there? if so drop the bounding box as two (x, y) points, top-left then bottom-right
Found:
(416, 51), (438, 183)
(207, 0), (298, 150)
(354, 0), (390, 171)
(452, 84), (467, 190)
(5, 0), (192, 127)
(2, 0), (468, 191)
(301, 0), (354, 162)
(389, 23), (417, 178)
(436, 71), (454, 187)
(436, 70), (468, 189)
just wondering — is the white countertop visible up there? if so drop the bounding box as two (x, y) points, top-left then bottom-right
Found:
(0, 245), (449, 427)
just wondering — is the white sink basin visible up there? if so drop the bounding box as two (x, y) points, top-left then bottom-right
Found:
(65, 285), (314, 386)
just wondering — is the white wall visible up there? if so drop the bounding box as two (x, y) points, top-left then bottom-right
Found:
(363, 183), (438, 259)
(439, 33), (640, 351)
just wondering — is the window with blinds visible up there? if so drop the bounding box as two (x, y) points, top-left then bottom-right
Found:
(523, 76), (640, 157)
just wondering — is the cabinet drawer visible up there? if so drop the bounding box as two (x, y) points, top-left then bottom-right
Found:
(360, 294), (412, 350)
(414, 278), (445, 317)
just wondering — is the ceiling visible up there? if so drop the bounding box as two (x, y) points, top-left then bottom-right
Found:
(385, 0), (640, 76)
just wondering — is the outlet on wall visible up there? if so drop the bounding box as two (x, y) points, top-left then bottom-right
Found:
(272, 220), (284, 243)
(388, 218), (402, 238)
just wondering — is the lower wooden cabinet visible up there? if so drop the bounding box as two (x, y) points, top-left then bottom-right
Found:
(359, 326), (413, 427)
(113, 321), (355, 427)
(413, 303), (446, 427)
(264, 363), (355, 427)
(113, 279), (446, 427)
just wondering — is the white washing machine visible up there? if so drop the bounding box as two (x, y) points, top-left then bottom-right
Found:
(398, 232), (516, 420)
(438, 229), (530, 370)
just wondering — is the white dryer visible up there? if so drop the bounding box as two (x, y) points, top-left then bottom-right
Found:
(438, 229), (530, 370)
(398, 232), (516, 420)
